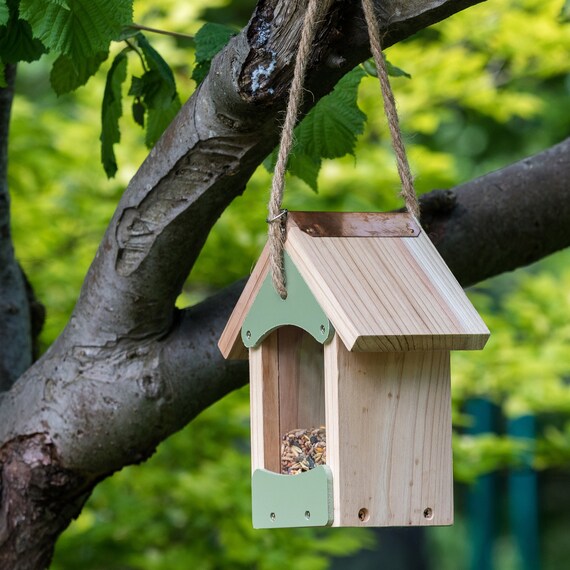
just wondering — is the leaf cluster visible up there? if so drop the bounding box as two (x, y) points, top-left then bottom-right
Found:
(0, 0), (133, 90)
(101, 33), (181, 177)
(263, 58), (411, 192)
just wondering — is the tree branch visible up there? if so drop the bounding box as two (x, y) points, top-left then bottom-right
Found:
(421, 137), (570, 286)
(0, 64), (32, 390)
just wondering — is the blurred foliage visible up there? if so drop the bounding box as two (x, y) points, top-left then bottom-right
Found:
(3, 0), (570, 568)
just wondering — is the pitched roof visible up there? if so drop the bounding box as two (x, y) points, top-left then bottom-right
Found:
(219, 212), (489, 359)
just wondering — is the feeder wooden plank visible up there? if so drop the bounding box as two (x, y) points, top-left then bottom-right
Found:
(288, 211), (420, 238)
(250, 334), (281, 474)
(278, 327), (325, 436)
(218, 243), (270, 360)
(324, 334), (453, 527)
(286, 225), (489, 352)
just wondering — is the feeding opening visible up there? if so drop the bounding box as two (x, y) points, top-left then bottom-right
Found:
(276, 326), (325, 475)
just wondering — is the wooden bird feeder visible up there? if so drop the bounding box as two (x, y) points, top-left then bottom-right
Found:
(218, 211), (489, 529)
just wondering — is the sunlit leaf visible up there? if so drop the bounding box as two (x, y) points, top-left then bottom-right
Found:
(298, 67), (367, 159)
(265, 66), (367, 191)
(20, 0), (133, 56)
(19, 0), (131, 89)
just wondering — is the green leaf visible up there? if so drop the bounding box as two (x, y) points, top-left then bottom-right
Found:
(386, 60), (412, 79)
(263, 148), (323, 192)
(50, 50), (108, 95)
(297, 70), (366, 161)
(0, 61), (5, 88)
(264, 67), (367, 191)
(20, 0), (133, 56)
(134, 33), (181, 147)
(0, 0), (46, 63)
(297, 66), (367, 160)
(145, 100), (180, 148)
(362, 57), (411, 80)
(192, 22), (237, 84)
(128, 75), (144, 98)
(19, 0), (131, 89)
(100, 49), (128, 178)
(287, 153), (322, 192)
(0, 1), (9, 27)
(132, 99), (144, 127)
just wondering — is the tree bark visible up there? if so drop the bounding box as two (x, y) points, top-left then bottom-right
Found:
(0, 64), (33, 390)
(0, 0), (569, 567)
(420, 138), (570, 286)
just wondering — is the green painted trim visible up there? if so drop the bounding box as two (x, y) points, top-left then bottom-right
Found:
(242, 252), (333, 348)
(252, 466), (334, 528)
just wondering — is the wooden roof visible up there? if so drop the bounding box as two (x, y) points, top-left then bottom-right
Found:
(219, 212), (489, 359)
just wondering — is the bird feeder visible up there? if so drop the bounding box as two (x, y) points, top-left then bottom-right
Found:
(218, 211), (489, 529)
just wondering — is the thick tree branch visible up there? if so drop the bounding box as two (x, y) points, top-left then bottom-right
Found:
(421, 138), (570, 286)
(0, 64), (32, 390)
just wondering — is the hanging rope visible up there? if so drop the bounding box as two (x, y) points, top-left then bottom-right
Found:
(361, 0), (420, 218)
(267, 0), (420, 298)
(267, 0), (334, 299)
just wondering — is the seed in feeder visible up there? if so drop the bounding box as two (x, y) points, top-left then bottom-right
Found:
(281, 426), (326, 475)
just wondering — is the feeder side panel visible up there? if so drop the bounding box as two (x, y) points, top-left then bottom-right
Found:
(250, 334), (280, 474)
(327, 335), (454, 527)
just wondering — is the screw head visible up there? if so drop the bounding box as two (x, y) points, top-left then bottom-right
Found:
(246, 330), (252, 339)
(320, 324), (326, 335)
(270, 512), (276, 521)
(305, 511), (311, 520)
(423, 507), (433, 520)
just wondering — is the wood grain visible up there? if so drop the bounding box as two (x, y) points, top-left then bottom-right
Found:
(250, 333), (280, 473)
(220, 213), (489, 359)
(288, 211), (420, 237)
(286, 222), (489, 352)
(218, 243), (270, 360)
(278, 327), (325, 435)
(324, 333), (453, 527)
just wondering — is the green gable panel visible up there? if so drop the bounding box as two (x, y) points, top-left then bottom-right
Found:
(241, 252), (333, 348)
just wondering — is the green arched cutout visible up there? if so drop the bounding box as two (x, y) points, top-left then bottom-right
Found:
(241, 252), (333, 348)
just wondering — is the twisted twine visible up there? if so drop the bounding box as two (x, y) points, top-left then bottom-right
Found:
(267, 0), (333, 299)
(267, 0), (420, 298)
(361, 0), (420, 218)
